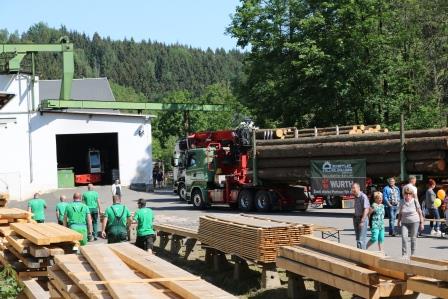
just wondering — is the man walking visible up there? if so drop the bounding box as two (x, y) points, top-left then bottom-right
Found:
(27, 193), (46, 223)
(383, 177), (401, 236)
(101, 195), (131, 244)
(352, 182), (370, 249)
(111, 180), (122, 198)
(55, 195), (68, 225)
(64, 192), (93, 246)
(82, 184), (101, 240)
(403, 175), (418, 201)
(134, 198), (156, 252)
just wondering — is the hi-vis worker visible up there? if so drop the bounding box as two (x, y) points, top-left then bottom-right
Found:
(101, 195), (131, 243)
(64, 192), (93, 246)
(27, 193), (47, 223)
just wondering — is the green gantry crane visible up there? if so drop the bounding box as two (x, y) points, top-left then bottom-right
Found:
(0, 38), (226, 131)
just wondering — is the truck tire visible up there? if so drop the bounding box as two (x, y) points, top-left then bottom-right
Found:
(191, 189), (207, 209)
(238, 189), (254, 212)
(178, 183), (187, 201)
(255, 190), (271, 212)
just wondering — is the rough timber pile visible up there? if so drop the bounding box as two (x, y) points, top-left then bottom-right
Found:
(44, 243), (236, 299)
(0, 222), (80, 277)
(256, 128), (448, 181)
(198, 214), (313, 263)
(278, 235), (448, 299)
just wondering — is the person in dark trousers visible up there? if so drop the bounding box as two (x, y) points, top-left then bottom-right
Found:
(425, 179), (441, 235)
(134, 198), (156, 252)
(82, 184), (102, 240)
(152, 169), (158, 190)
(55, 195), (68, 226)
(27, 193), (47, 223)
(111, 180), (122, 198)
(64, 192), (93, 246)
(352, 182), (370, 249)
(157, 172), (164, 188)
(383, 177), (401, 236)
(101, 195), (131, 244)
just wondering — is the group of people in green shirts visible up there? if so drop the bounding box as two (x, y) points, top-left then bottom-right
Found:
(28, 184), (156, 251)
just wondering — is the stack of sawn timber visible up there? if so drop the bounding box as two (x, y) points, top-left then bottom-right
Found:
(277, 235), (412, 299)
(257, 128), (448, 181)
(198, 214), (313, 263)
(377, 256), (448, 298)
(44, 243), (236, 299)
(0, 223), (80, 278)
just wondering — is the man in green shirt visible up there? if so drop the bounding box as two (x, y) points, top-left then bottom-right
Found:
(82, 184), (102, 241)
(27, 193), (46, 223)
(64, 192), (93, 246)
(101, 195), (131, 244)
(55, 195), (68, 225)
(134, 198), (156, 252)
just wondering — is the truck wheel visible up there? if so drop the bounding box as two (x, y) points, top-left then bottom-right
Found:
(255, 190), (271, 212)
(191, 189), (206, 209)
(178, 183), (187, 201)
(238, 189), (254, 212)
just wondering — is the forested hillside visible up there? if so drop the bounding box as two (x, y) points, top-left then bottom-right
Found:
(0, 23), (247, 162)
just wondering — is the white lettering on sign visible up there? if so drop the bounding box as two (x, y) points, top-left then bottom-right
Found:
(322, 161), (353, 173)
(330, 180), (354, 188)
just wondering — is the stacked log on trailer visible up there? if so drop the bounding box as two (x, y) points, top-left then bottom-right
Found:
(256, 128), (448, 181)
(256, 125), (388, 140)
(198, 214), (313, 263)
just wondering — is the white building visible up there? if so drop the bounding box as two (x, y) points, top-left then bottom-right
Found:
(0, 74), (153, 201)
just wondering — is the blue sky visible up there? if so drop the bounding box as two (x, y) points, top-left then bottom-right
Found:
(2, 0), (241, 50)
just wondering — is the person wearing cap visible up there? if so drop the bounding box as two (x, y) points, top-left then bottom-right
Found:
(133, 198), (156, 252)
(55, 195), (68, 225)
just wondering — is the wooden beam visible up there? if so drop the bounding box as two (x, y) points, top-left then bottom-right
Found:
(80, 244), (168, 299)
(6, 234), (31, 254)
(377, 258), (448, 281)
(278, 246), (379, 285)
(407, 277), (448, 298)
(277, 257), (379, 299)
(22, 278), (49, 299)
(109, 242), (237, 299)
(301, 236), (407, 280)
(410, 256), (448, 267)
(153, 224), (198, 239)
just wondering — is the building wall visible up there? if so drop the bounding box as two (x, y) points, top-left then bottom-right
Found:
(0, 74), (153, 201)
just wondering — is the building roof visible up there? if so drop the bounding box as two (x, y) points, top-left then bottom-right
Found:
(39, 78), (115, 102)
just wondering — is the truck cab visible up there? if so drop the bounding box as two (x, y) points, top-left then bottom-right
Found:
(185, 148), (213, 208)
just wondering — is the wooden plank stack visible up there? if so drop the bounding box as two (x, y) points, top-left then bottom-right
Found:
(45, 243), (236, 299)
(277, 236), (412, 299)
(378, 256), (448, 298)
(256, 128), (448, 181)
(0, 223), (81, 278)
(198, 214), (313, 263)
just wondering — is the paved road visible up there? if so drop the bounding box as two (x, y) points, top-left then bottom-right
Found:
(9, 185), (448, 258)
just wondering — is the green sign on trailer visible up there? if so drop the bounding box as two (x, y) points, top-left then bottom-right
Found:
(311, 159), (366, 196)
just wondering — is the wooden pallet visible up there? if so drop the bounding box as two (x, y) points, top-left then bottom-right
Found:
(0, 208), (31, 220)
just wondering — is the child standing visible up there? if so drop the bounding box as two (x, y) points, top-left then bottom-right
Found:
(367, 192), (386, 252)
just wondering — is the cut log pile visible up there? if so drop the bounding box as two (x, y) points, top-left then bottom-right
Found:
(0, 222), (80, 279)
(256, 124), (387, 140)
(278, 235), (448, 299)
(256, 128), (448, 181)
(43, 243), (236, 299)
(198, 214), (313, 263)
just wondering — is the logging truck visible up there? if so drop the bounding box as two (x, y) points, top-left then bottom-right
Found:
(172, 125), (309, 211)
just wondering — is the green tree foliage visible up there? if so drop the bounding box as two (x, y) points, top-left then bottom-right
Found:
(0, 265), (23, 299)
(228, 0), (448, 129)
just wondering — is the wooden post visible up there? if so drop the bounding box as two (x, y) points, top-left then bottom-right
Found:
(170, 235), (183, 255)
(400, 113), (407, 181)
(158, 232), (170, 250)
(231, 255), (249, 280)
(287, 271), (306, 299)
(212, 250), (229, 272)
(261, 263), (281, 289)
(184, 238), (197, 260)
(314, 281), (341, 299)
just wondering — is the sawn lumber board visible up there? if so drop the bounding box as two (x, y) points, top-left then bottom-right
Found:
(377, 258), (448, 282)
(11, 223), (82, 245)
(80, 244), (170, 299)
(109, 242), (237, 299)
